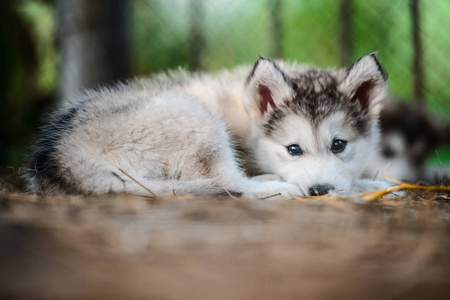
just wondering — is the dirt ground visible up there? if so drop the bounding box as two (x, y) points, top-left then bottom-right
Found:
(0, 188), (449, 300)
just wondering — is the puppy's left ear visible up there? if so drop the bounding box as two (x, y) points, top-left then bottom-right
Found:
(339, 53), (388, 120)
(244, 56), (294, 121)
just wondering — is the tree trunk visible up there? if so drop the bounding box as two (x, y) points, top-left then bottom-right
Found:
(411, 0), (424, 106)
(188, 0), (205, 71)
(339, 0), (353, 67)
(269, 0), (283, 59)
(57, 0), (131, 98)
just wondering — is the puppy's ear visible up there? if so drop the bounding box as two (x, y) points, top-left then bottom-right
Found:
(339, 53), (388, 120)
(244, 56), (294, 121)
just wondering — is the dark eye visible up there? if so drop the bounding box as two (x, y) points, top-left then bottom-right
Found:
(287, 144), (303, 156)
(331, 139), (347, 154)
(381, 146), (396, 158)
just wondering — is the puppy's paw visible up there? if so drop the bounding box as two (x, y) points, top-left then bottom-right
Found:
(244, 180), (302, 200)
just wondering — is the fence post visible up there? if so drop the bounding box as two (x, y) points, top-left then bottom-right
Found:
(339, 0), (353, 67)
(57, 0), (131, 98)
(269, 0), (283, 59)
(188, 0), (205, 71)
(411, 0), (425, 107)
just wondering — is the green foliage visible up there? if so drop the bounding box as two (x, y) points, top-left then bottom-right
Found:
(18, 0), (57, 96)
(133, 0), (191, 73)
(423, 1), (450, 120)
(427, 147), (450, 168)
(201, 1), (272, 70)
(283, 0), (339, 68)
(353, 0), (413, 101)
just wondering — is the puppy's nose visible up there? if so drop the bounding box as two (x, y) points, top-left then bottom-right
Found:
(308, 184), (335, 196)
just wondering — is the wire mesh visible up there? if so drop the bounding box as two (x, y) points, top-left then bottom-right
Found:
(132, 0), (450, 120)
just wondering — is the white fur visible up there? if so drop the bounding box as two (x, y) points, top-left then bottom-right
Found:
(250, 111), (384, 195)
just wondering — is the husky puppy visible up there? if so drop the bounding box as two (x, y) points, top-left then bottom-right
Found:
(365, 100), (450, 183)
(26, 53), (388, 198)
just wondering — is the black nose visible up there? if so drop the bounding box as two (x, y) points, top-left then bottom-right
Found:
(308, 184), (335, 196)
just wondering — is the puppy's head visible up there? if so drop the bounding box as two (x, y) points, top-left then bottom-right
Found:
(366, 100), (448, 183)
(244, 54), (387, 195)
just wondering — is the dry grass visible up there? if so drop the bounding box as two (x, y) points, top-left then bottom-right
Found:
(0, 175), (449, 299)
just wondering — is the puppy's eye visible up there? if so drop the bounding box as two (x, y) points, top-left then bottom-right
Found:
(287, 144), (303, 156)
(382, 146), (396, 158)
(331, 139), (347, 154)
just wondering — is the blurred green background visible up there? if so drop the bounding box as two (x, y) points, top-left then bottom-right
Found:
(1, 0), (449, 177)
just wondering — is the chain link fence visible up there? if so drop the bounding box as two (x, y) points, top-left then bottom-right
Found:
(133, 0), (450, 120)
(1, 0), (450, 170)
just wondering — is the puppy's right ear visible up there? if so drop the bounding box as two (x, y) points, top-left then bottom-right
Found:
(244, 56), (294, 121)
